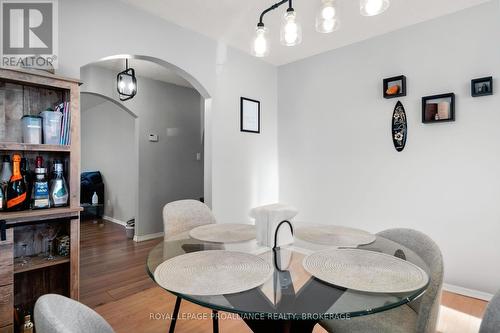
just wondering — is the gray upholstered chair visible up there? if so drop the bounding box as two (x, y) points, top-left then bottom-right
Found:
(320, 228), (444, 333)
(34, 294), (114, 333)
(162, 199), (219, 333)
(480, 289), (500, 333)
(163, 199), (216, 239)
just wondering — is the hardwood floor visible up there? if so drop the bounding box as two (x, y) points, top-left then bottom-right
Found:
(81, 219), (489, 333)
(80, 218), (161, 308)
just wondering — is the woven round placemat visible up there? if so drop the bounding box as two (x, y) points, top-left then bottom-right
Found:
(303, 248), (429, 293)
(154, 250), (272, 296)
(295, 225), (376, 247)
(189, 224), (256, 243)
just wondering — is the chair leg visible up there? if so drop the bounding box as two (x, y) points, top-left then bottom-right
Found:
(212, 310), (219, 333)
(169, 296), (182, 333)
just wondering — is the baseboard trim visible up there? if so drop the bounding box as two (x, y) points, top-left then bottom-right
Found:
(102, 216), (127, 227)
(133, 232), (164, 242)
(443, 283), (493, 301)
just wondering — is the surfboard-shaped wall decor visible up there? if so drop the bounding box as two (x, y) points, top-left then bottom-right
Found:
(392, 101), (407, 152)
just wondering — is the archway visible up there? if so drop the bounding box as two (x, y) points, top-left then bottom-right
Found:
(79, 55), (213, 240)
(80, 92), (138, 233)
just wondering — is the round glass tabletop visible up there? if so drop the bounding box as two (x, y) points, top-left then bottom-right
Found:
(146, 224), (430, 321)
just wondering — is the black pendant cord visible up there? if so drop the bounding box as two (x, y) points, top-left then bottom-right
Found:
(273, 220), (294, 250)
(258, 0), (293, 26)
(125, 58), (129, 70)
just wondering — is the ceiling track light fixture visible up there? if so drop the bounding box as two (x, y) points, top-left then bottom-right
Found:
(117, 58), (137, 101)
(252, 0), (390, 57)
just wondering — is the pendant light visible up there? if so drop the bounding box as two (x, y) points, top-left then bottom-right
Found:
(252, 0), (301, 56)
(116, 59), (137, 101)
(316, 0), (340, 33)
(360, 0), (390, 16)
(280, 8), (302, 46)
(253, 24), (270, 57)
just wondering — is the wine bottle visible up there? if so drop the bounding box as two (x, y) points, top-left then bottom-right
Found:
(32, 170), (50, 210)
(32, 156), (49, 209)
(20, 158), (32, 209)
(1, 155), (12, 210)
(1, 155), (12, 185)
(21, 314), (33, 333)
(6, 154), (27, 211)
(50, 160), (68, 207)
(0, 185), (4, 211)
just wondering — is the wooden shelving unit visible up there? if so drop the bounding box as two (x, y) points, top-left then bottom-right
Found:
(0, 207), (82, 224)
(0, 143), (71, 153)
(14, 256), (70, 275)
(0, 67), (81, 332)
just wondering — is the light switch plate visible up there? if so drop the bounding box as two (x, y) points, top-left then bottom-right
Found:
(148, 134), (159, 142)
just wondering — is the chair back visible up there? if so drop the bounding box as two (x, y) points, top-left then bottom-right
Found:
(34, 294), (114, 333)
(163, 199), (216, 239)
(480, 290), (500, 333)
(377, 228), (444, 333)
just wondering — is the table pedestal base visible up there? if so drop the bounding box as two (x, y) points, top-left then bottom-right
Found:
(242, 318), (318, 333)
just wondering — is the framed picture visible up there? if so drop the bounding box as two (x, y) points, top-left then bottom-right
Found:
(471, 76), (493, 97)
(422, 93), (455, 123)
(383, 75), (407, 99)
(240, 97), (260, 133)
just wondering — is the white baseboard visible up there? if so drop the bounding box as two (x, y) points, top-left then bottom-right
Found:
(102, 215), (127, 227)
(443, 283), (493, 301)
(102, 216), (163, 243)
(133, 232), (164, 242)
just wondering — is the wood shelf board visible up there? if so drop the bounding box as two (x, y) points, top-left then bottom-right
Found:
(0, 142), (71, 152)
(14, 255), (69, 274)
(0, 67), (82, 85)
(0, 207), (83, 224)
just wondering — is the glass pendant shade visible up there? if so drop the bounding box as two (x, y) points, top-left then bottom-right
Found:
(280, 10), (302, 46)
(316, 0), (340, 33)
(253, 26), (270, 57)
(360, 0), (390, 16)
(117, 60), (137, 101)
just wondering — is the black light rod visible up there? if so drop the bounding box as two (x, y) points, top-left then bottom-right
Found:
(258, 0), (293, 25)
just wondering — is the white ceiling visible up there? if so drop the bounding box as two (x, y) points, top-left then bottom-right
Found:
(118, 0), (491, 66)
(95, 58), (194, 88)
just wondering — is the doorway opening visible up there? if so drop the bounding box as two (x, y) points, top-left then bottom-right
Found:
(78, 55), (211, 307)
(80, 55), (211, 240)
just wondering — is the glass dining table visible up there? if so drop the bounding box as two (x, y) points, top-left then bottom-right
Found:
(146, 224), (430, 333)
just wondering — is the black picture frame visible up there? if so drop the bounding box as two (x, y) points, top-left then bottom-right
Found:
(383, 75), (407, 99)
(422, 93), (455, 124)
(471, 76), (493, 97)
(240, 97), (261, 133)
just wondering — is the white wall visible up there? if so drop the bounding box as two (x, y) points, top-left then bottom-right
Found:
(81, 98), (136, 223)
(278, 1), (500, 295)
(81, 67), (206, 235)
(57, 0), (279, 234)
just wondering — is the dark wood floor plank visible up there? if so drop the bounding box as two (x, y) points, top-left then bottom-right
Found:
(80, 219), (161, 307)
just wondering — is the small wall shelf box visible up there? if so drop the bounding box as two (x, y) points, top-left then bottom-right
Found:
(383, 75), (407, 99)
(422, 93), (455, 124)
(471, 76), (493, 97)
